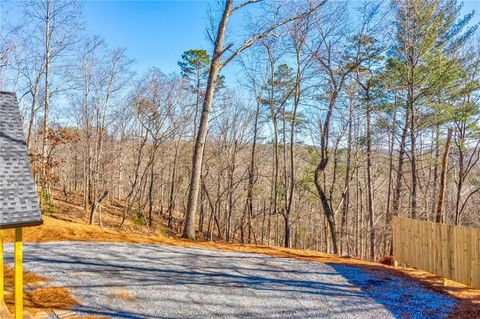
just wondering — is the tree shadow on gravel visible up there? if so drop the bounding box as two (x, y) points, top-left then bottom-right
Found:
(328, 264), (456, 319)
(6, 243), (458, 319)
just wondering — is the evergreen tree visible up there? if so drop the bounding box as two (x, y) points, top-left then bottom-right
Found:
(387, 0), (476, 219)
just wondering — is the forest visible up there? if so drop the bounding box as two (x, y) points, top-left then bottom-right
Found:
(1, 0), (479, 262)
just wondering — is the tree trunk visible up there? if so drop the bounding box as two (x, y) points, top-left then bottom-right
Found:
(168, 144), (179, 228)
(284, 214), (291, 248)
(148, 156), (155, 228)
(315, 95), (339, 254)
(431, 125), (440, 219)
(245, 100), (260, 244)
(41, 1), (51, 194)
(341, 104), (353, 255)
(366, 96), (375, 260)
(89, 190), (108, 225)
(183, 0), (233, 239)
(226, 140), (238, 242)
(408, 65), (418, 219)
(315, 165), (338, 254)
(436, 128), (452, 223)
(390, 107), (409, 255)
(385, 108), (396, 255)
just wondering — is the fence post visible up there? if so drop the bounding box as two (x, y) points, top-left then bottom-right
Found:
(0, 230), (3, 302)
(15, 228), (23, 319)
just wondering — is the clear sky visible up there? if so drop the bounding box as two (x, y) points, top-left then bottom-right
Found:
(82, 0), (480, 82)
(83, 1), (214, 77)
(3, 0), (480, 84)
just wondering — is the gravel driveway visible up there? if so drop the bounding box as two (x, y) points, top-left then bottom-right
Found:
(5, 242), (455, 319)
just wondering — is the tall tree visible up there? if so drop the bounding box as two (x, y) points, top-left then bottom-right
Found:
(178, 49), (211, 141)
(389, 0), (476, 219)
(183, 0), (325, 239)
(308, 2), (374, 254)
(22, 0), (81, 198)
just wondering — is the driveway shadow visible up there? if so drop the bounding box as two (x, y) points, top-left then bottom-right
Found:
(328, 264), (455, 319)
(4, 242), (456, 319)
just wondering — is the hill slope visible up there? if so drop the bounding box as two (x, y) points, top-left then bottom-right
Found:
(2, 195), (479, 318)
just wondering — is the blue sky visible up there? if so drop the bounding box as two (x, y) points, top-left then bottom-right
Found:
(3, 0), (480, 85)
(82, 0), (480, 83)
(83, 1), (214, 77)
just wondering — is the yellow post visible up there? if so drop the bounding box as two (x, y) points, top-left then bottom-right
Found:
(0, 229), (3, 302)
(14, 228), (23, 319)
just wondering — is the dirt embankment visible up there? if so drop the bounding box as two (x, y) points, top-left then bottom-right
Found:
(2, 192), (479, 318)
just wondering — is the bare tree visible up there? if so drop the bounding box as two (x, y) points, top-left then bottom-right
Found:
(21, 0), (81, 197)
(183, 0), (326, 239)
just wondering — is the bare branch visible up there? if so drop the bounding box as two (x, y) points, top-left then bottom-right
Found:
(230, 0), (262, 15)
(221, 1), (327, 69)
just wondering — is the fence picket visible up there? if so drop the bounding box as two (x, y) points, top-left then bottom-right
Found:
(392, 216), (480, 289)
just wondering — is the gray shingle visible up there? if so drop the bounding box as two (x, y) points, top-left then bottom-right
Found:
(0, 91), (43, 229)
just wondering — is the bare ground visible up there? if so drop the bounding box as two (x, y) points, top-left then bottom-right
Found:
(5, 242), (456, 319)
(1, 192), (479, 318)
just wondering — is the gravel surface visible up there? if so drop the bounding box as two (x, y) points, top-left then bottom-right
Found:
(5, 242), (455, 319)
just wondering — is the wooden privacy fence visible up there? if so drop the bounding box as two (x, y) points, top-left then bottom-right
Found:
(392, 216), (480, 289)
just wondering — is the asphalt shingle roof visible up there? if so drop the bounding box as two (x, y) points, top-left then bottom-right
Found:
(0, 91), (42, 229)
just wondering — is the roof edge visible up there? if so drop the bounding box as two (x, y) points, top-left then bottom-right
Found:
(0, 91), (16, 96)
(0, 219), (43, 230)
